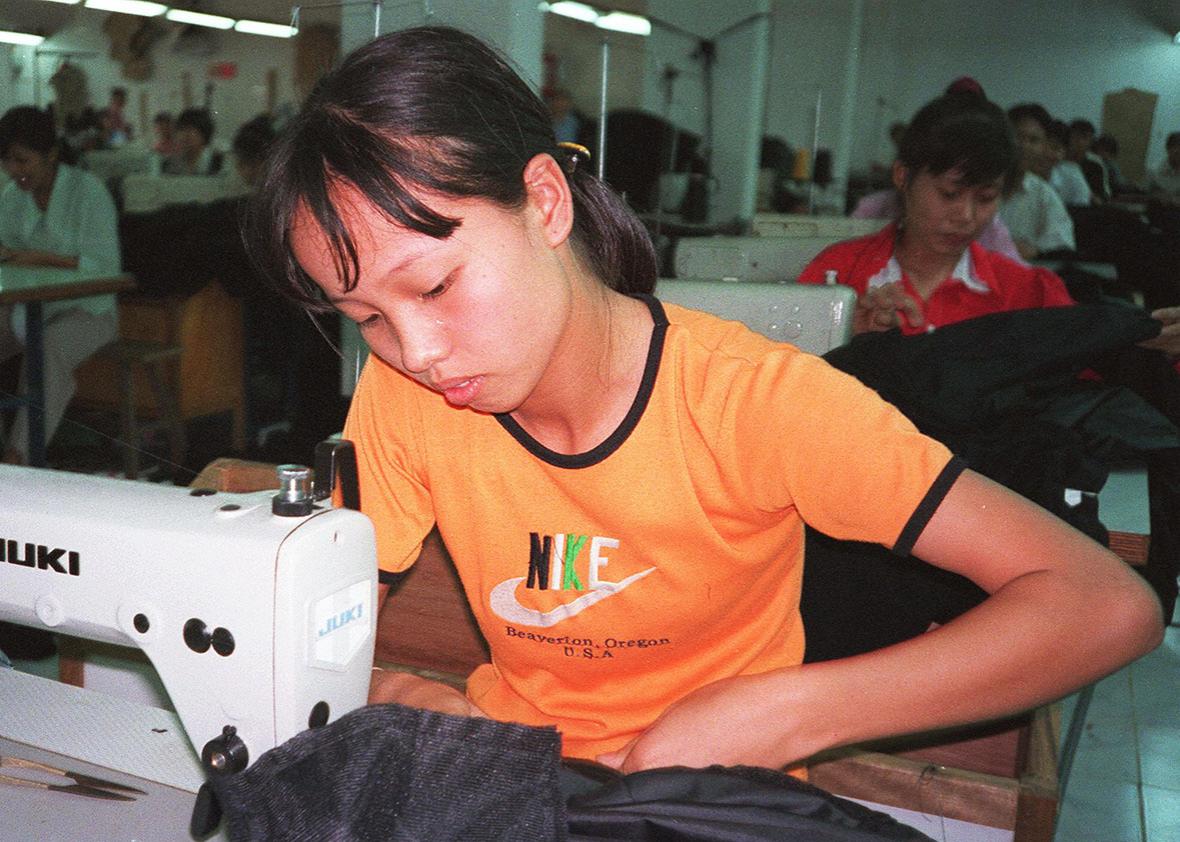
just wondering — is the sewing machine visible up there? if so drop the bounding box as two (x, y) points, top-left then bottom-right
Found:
(0, 451), (377, 782)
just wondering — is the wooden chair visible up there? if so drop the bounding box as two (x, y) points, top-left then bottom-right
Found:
(74, 281), (247, 462)
(90, 338), (186, 479)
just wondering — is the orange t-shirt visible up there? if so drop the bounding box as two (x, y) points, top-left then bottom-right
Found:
(344, 297), (960, 760)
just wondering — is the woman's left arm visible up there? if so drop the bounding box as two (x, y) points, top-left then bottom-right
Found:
(601, 469), (1163, 773)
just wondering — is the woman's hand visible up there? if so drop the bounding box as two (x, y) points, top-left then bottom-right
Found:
(596, 671), (814, 774)
(368, 668), (487, 718)
(1139, 307), (1180, 358)
(852, 282), (925, 335)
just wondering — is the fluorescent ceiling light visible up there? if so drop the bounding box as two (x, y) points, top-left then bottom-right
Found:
(38, 0), (81, 5)
(83, 0), (166, 16)
(165, 8), (234, 29)
(0, 30), (45, 46)
(546, 2), (598, 24)
(233, 19), (297, 38)
(596, 11), (650, 36)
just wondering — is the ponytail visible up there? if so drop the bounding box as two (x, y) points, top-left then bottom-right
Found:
(558, 144), (656, 295)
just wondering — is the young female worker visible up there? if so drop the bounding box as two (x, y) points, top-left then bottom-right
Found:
(800, 90), (1073, 336)
(0, 106), (120, 464)
(801, 91), (1180, 358)
(250, 27), (1162, 774)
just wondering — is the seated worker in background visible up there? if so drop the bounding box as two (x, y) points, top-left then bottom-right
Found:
(801, 89), (1072, 335)
(852, 79), (1023, 263)
(151, 111), (175, 157)
(1149, 131), (1180, 203)
(247, 27), (1163, 776)
(1092, 133), (1134, 196)
(161, 108), (222, 176)
(0, 105), (120, 465)
(999, 103), (1076, 260)
(99, 87), (132, 148)
(231, 115), (276, 187)
(1067, 119), (1110, 202)
(1045, 119), (1094, 207)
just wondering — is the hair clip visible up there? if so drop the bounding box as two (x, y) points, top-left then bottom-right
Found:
(557, 142), (591, 174)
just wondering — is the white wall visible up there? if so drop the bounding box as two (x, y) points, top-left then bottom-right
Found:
(2, 9), (301, 154)
(647, 0), (770, 223)
(766, 0), (1180, 187)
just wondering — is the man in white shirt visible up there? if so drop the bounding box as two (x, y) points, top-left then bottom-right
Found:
(1000, 104), (1076, 260)
(1149, 132), (1180, 201)
(1045, 119), (1093, 207)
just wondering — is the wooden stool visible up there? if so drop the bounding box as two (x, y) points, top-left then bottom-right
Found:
(93, 339), (187, 479)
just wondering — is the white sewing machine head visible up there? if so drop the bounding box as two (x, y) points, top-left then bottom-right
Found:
(0, 451), (377, 777)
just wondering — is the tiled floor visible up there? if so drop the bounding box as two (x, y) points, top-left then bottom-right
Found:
(1055, 609), (1180, 842)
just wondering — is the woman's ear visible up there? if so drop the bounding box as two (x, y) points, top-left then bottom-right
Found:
(522, 152), (574, 248)
(891, 160), (910, 194)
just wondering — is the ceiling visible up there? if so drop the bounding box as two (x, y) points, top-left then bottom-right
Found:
(0, 1), (319, 38)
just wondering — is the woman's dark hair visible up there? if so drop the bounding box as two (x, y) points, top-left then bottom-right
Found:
(1045, 119), (1070, 149)
(0, 106), (58, 157)
(1006, 103), (1052, 134)
(897, 90), (1019, 193)
(247, 25), (656, 307)
(176, 108), (215, 145)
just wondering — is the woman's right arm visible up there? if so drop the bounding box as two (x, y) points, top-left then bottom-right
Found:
(367, 556), (487, 717)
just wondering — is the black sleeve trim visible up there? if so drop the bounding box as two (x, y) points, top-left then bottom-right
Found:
(378, 569), (408, 587)
(892, 456), (968, 556)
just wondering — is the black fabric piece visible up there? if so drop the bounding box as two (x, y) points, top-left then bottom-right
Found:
(204, 703), (566, 842)
(202, 705), (936, 842)
(564, 764), (935, 841)
(803, 302), (1180, 662)
(892, 456), (967, 556)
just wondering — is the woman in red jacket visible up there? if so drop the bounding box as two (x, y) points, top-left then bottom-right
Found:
(800, 89), (1073, 335)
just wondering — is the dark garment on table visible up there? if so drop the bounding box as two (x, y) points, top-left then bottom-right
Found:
(803, 302), (1180, 662)
(203, 703), (566, 842)
(565, 763), (934, 841)
(202, 703), (933, 842)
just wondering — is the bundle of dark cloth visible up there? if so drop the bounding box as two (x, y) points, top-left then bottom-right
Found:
(803, 301), (1180, 662)
(199, 703), (934, 841)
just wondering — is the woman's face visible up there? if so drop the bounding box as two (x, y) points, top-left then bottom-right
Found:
(894, 164), (1003, 257)
(292, 181), (573, 415)
(1, 143), (57, 196)
(1012, 117), (1046, 175)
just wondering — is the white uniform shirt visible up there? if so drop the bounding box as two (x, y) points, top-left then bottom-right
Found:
(0, 163), (120, 337)
(999, 172), (1076, 255)
(1050, 161), (1093, 207)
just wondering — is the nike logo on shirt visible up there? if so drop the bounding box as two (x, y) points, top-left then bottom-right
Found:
(489, 567), (656, 628)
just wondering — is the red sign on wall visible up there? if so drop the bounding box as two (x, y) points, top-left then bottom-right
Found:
(208, 62), (238, 80)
